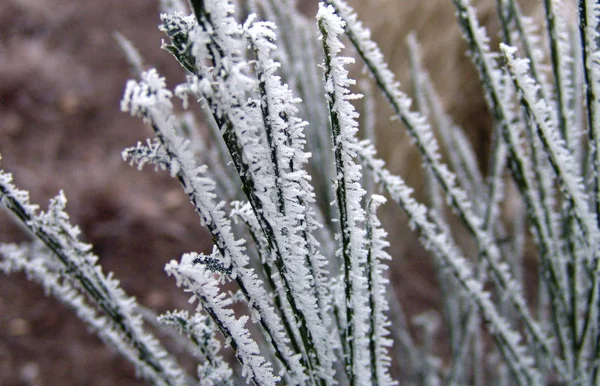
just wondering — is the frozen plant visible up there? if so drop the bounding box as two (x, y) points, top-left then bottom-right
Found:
(2, 0), (600, 384)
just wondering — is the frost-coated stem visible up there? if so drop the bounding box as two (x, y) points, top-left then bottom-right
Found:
(163, 5), (336, 383)
(230, 201), (305, 367)
(407, 33), (484, 204)
(324, 0), (488, 245)
(501, 44), (600, 379)
(445, 122), (506, 385)
(165, 6), (335, 381)
(542, 0), (576, 145)
(0, 243), (195, 385)
(0, 176), (187, 386)
(450, 1), (578, 376)
(481, 3), (578, 371)
(325, 0), (562, 379)
(496, 2), (567, 317)
(247, 20), (333, 354)
(166, 256), (279, 386)
(121, 69), (305, 384)
(356, 141), (544, 385)
(365, 195), (396, 386)
(502, 49), (598, 373)
(497, 0), (555, 118)
(502, 44), (598, 251)
(158, 310), (234, 385)
(579, 0), (600, 229)
(318, 4), (370, 384)
(406, 37), (470, 364)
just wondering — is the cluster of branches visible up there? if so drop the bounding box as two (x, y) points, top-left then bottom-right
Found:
(2, 0), (600, 385)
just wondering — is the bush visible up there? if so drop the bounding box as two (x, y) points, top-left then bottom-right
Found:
(1, 0), (599, 384)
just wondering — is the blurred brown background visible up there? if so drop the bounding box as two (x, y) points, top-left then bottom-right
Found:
(0, 0), (516, 384)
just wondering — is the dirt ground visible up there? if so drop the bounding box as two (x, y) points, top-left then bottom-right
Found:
(0, 1), (444, 384)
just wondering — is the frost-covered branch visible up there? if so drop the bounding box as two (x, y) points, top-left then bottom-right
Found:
(160, 6), (335, 381)
(357, 141), (545, 385)
(365, 196), (395, 386)
(0, 172), (187, 386)
(502, 44), (599, 250)
(166, 254), (278, 386)
(158, 310), (234, 385)
(318, 5), (372, 384)
(579, 0), (600, 227)
(121, 68), (306, 384)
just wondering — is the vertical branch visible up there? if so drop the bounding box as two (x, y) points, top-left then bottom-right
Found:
(543, 0), (577, 145)
(318, 4), (370, 384)
(365, 195), (396, 386)
(579, 0), (600, 228)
